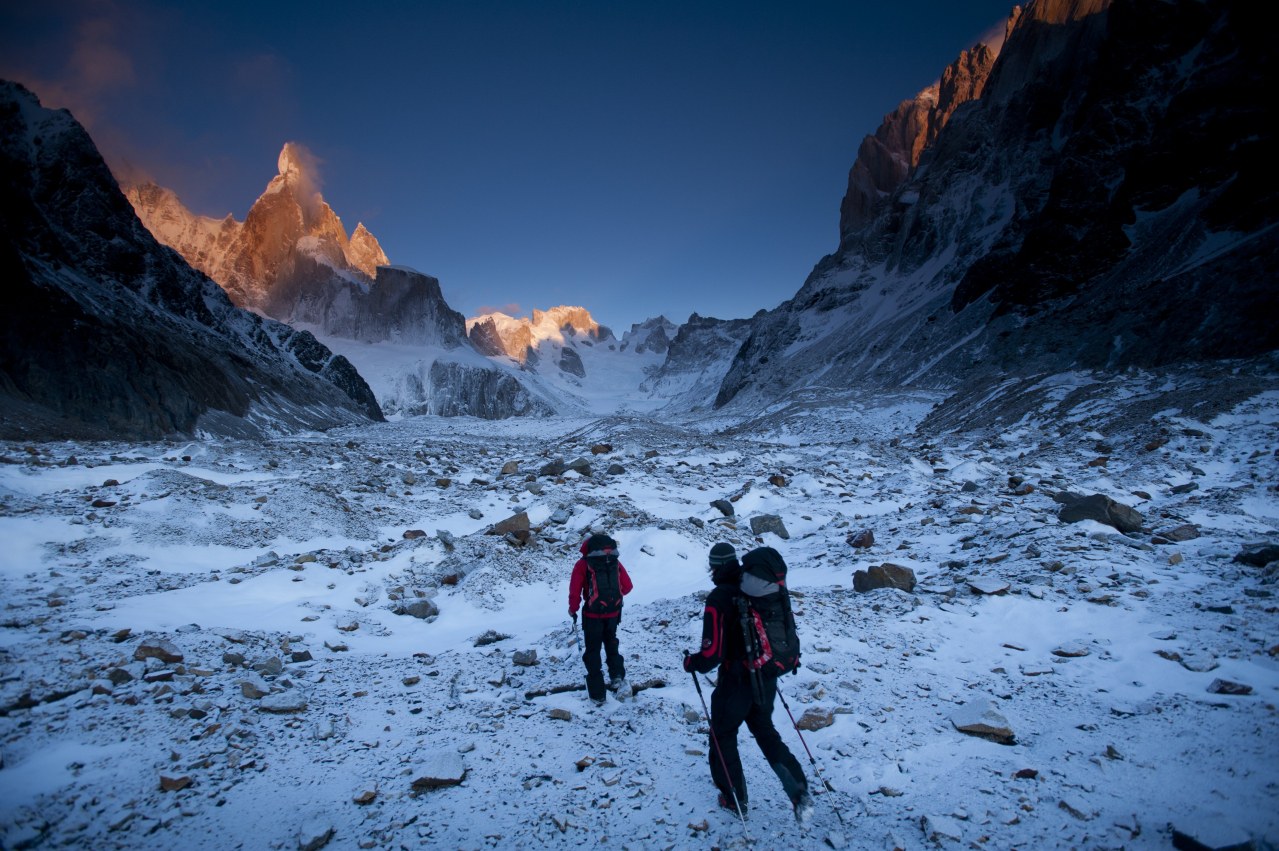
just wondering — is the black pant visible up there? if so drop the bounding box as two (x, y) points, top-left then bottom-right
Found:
(582, 616), (624, 700)
(708, 667), (807, 806)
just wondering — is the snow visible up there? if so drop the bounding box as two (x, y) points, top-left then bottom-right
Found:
(2, 385), (1278, 849)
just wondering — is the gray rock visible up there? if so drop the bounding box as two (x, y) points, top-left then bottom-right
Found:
(1207, 678), (1252, 696)
(468, 508), (484, 520)
(853, 563), (916, 593)
(922, 813), (964, 844)
(474, 630), (512, 647)
(1056, 493), (1144, 533)
(500, 460), (520, 476)
(400, 599), (439, 619)
(606, 463), (626, 475)
(750, 514), (790, 539)
(950, 699), (1015, 745)
(133, 638), (183, 664)
(968, 577), (1010, 595)
(253, 656), (284, 675)
(548, 508), (572, 525)
(240, 674), (271, 699)
(1233, 542), (1279, 567)
(1171, 815), (1258, 851)
(489, 512), (530, 536)
(297, 817), (334, 851)
(1051, 642), (1090, 658)
(711, 499), (734, 517)
(410, 752), (466, 789)
(259, 691), (307, 713)
(512, 649), (538, 667)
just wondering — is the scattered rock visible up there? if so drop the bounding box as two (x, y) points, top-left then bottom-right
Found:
(297, 817), (334, 851)
(489, 512), (530, 536)
(846, 529), (875, 549)
(512, 649), (538, 667)
(399, 600), (439, 620)
(921, 813), (964, 844)
(259, 691), (308, 713)
(548, 708), (573, 722)
(1059, 797), (1095, 821)
(768, 474), (787, 487)
(474, 630), (512, 647)
(795, 708), (835, 731)
(159, 775), (192, 793)
(968, 578), (1010, 595)
(240, 675), (271, 699)
(1207, 679), (1252, 696)
(1233, 543), (1279, 567)
(710, 499), (734, 518)
(411, 753), (467, 789)
(403, 529), (427, 540)
(950, 699), (1015, 745)
(1052, 642), (1090, 658)
(353, 789), (377, 805)
(1171, 816), (1258, 851)
(750, 514), (789, 539)
(1055, 492), (1144, 533)
(590, 444), (613, 455)
(853, 563), (916, 593)
(133, 638), (183, 664)
(606, 463), (626, 475)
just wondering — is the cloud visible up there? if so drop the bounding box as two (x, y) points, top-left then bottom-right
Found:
(476, 303), (524, 318)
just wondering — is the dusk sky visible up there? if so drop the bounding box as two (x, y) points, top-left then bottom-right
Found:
(2, 1), (1014, 332)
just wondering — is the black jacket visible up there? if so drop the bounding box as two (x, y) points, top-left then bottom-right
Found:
(685, 580), (746, 674)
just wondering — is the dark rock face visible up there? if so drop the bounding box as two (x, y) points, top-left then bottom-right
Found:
(424, 361), (553, 418)
(853, 563), (917, 593)
(713, 0), (1279, 414)
(558, 347), (586, 378)
(642, 313), (754, 410)
(0, 82), (382, 439)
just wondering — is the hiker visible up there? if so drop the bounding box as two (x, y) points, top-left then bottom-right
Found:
(568, 532), (633, 704)
(683, 542), (813, 820)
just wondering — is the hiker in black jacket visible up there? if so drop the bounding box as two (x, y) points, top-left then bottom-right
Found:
(683, 542), (813, 820)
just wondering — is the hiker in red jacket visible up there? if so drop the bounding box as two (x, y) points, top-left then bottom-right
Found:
(568, 532), (633, 704)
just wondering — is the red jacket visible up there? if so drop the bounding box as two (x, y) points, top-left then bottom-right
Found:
(568, 538), (633, 619)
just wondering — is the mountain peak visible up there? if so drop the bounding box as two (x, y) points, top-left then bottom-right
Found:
(277, 142), (306, 180)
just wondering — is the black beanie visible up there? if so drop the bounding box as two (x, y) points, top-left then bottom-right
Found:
(708, 542), (738, 567)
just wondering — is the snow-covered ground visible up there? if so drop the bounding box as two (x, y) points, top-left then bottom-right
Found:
(1, 384), (1277, 850)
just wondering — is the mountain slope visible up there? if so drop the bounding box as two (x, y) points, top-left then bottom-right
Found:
(714, 0), (1278, 416)
(0, 81), (382, 440)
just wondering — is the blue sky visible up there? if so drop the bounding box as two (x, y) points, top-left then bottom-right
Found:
(2, 1), (1013, 332)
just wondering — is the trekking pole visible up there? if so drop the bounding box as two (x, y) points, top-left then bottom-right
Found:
(686, 653), (751, 843)
(775, 683), (847, 825)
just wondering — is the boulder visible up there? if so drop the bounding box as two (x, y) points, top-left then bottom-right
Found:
(846, 529), (875, 548)
(1056, 493), (1144, 533)
(133, 638), (183, 664)
(853, 563), (916, 593)
(512, 649), (538, 667)
(489, 512), (530, 536)
(400, 600), (439, 620)
(968, 577), (1010, 595)
(474, 630), (512, 647)
(500, 460), (520, 476)
(1233, 542), (1279, 567)
(1207, 679), (1252, 696)
(297, 817), (334, 851)
(950, 699), (1015, 744)
(711, 500), (734, 517)
(240, 674), (271, 699)
(259, 691), (308, 713)
(795, 708), (835, 731)
(590, 444), (613, 455)
(410, 752), (466, 789)
(750, 514), (790, 539)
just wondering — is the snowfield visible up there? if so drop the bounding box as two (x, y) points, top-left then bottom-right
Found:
(1, 384), (1277, 850)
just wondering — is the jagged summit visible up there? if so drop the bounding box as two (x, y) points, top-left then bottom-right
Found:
(126, 143), (389, 312)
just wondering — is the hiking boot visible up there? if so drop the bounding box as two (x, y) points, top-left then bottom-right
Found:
(792, 790), (815, 824)
(717, 793), (748, 816)
(610, 678), (630, 700)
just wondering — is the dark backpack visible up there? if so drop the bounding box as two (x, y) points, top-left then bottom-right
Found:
(583, 534), (623, 616)
(736, 546), (800, 677)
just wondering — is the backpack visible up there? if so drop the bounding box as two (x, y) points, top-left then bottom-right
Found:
(736, 546), (800, 677)
(583, 534), (623, 616)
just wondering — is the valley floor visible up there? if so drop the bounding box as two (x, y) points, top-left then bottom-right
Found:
(1, 381), (1277, 850)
